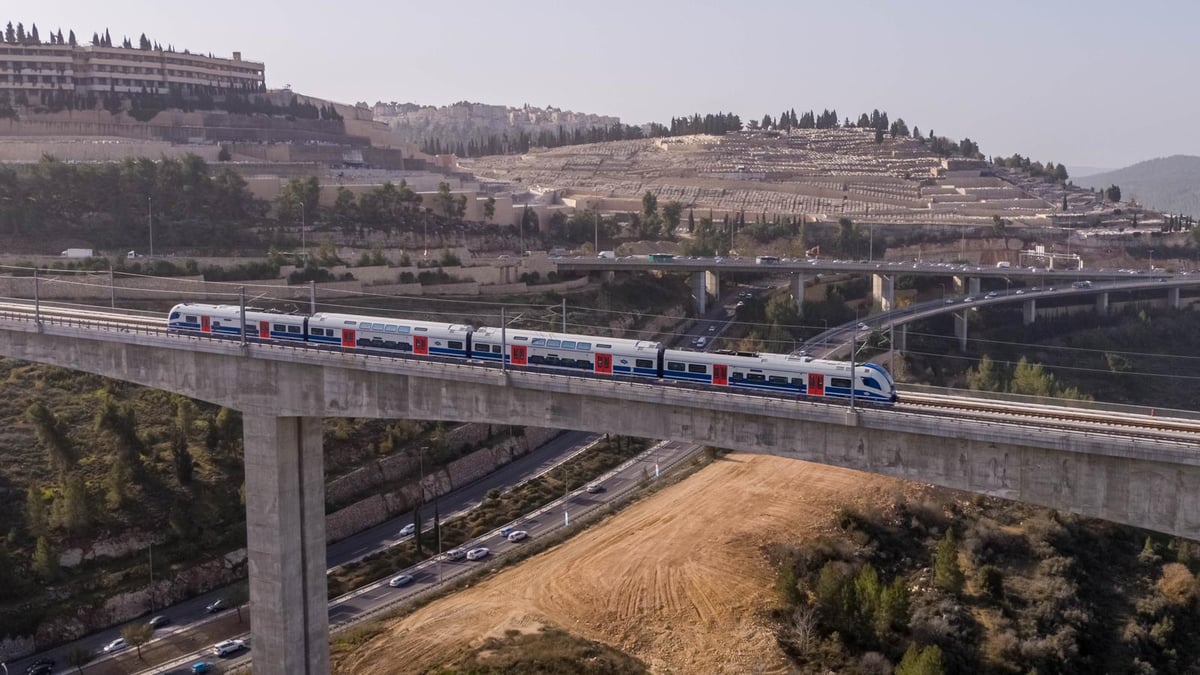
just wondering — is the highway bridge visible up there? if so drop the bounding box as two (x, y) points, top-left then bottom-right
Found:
(1, 303), (1198, 675)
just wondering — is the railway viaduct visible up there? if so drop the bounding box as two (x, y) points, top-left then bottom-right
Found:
(1, 315), (1197, 674)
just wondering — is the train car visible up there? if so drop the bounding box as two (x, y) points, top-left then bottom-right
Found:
(659, 348), (897, 403)
(167, 303), (307, 342)
(306, 312), (473, 358)
(471, 326), (662, 377)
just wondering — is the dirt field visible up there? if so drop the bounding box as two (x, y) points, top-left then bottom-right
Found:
(335, 453), (926, 674)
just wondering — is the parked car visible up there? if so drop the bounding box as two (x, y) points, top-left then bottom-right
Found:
(148, 615), (170, 628)
(212, 639), (247, 657)
(102, 638), (128, 654)
(466, 547), (491, 561)
(506, 530), (529, 542)
(388, 573), (414, 588)
(399, 523), (416, 537)
(205, 599), (225, 614)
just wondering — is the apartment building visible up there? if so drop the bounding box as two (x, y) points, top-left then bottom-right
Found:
(0, 42), (264, 99)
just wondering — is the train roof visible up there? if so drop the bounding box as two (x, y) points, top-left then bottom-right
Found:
(473, 326), (661, 351)
(309, 312), (472, 333)
(663, 347), (861, 372)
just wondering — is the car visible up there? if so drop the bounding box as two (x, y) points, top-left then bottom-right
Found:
(466, 547), (490, 561)
(586, 483), (605, 493)
(707, 325), (716, 332)
(1015, 289), (1025, 295)
(205, 599), (225, 614)
(103, 638), (128, 654)
(443, 548), (467, 562)
(1047, 286), (1056, 291)
(192, 662), (214, 674)
(856, 322), (869, 331)
(399, 523), (416, 537)
(388, 573), (414, 587)
(963, 296), (975, 302)
(499, 526), (515, 538)
(506, 530), (529, 542)
(985, 292), (997, 299)
(735, 301), (745, 308)
(1029, 286), (1040, 292)
(25, 659), (54, 675)
(943, 298), (955, 304)
(148, 615), (170, 628)
(212, 639), (247, 657)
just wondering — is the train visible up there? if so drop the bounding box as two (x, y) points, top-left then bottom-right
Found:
(167, 303), (898, 404)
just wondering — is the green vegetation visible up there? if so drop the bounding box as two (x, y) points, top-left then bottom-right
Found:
(770, 494), (1200, 673)
(326, 436), (647, 597)
(441, 625), (648, 674)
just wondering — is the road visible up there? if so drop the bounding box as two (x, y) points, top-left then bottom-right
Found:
(145, 438), (700, 674)
(8, 430), (605, 675)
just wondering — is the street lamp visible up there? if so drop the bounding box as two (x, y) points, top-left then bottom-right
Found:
(299, 202), (306, 259)
(147, 196), (153, 258)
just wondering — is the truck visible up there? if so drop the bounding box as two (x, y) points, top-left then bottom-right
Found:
(995, 261), (1011, 268)
(597, 250), (616, 259)
(61, 248), (95, 258)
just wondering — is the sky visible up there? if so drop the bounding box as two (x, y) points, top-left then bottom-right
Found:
(31, 0), (1200, 170)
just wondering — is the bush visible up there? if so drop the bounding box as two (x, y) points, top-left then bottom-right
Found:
(978, 565), (1004, 600)
(934, 531), (964, 594)
(1157, 563), (1198, 605)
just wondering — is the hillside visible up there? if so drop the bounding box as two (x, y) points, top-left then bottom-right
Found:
(1080, 155), (1200, 216)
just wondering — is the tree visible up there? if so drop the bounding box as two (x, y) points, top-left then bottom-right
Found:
(966, 354), (1004, 392)
(68, 30), (77, 46)
(55, 474), (91, 533)
(874, 127), (884, 144)
(5, 23), (14, 44)
(106, 456), (134, 509)
(1009, 357), (1055, 397)
(30, 24), (40, 44)
(896, 644), (945, 675)
(661, 200), (684, 238)
(1105, 184), (1122, 202)
(217, 145), (232, 161)
(483, 195), (496, 222)
(32, 535), (58, 581)
(432, 181), (457, 218)
(876, 577), (910, 634)
(26, 401), (75, 475)
(934, 530), (964, 594)
(65, 646), (92, 673)
(121, 622), (154, 659)
(26, 485), (48, 536)
(641, 191), (658, 218)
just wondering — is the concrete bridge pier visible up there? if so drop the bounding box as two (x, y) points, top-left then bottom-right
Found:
(692, 272), (707, 314)
(1023, 298), (1037, 325)
(896, 323), (907, 352)
(243, 415), (330, 675)
(1095, 292), (1109, 316)
(952, 276), (980, 296)
(872, 274), (895, 312)
(1169, 286), (1181, 309)
(954, 311), (969, 352)
(793, 273), (806, 317)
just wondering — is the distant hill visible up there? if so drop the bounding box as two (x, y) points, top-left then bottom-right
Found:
(1080, 155), (1200, 216)
(1067, 165), (1115, 178)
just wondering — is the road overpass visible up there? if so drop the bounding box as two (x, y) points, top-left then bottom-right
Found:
(1, 306), (1198, 675)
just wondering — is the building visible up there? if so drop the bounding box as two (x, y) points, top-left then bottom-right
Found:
(0, 41), (264, 100)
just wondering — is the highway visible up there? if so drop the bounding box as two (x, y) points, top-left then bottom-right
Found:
(145, 438), (699, 674)
(7, 430), (620, 675)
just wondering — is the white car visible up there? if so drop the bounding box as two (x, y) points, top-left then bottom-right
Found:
(585, 483), (605, 494)
(212, 639), (247, 657)
(103, 638), (127, 654)
(856, 322), (870, 331)
(388, 573), (414, 587)
(442, 548), (467, 562)
(466, 547), (490, 561)
(506, 530), (528, 542)
(399, 523), (416, 537)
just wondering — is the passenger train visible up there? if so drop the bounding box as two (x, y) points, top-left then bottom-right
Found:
(167, 303), (898, 404)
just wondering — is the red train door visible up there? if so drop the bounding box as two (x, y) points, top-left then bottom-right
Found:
(259, 320), (270, 339)
(713, 364), (728, 386)
(200, 315), (211, 333)
(341, 328), (356, 347)
(807, 373), (824, 397)
(413, 335), (428, 355)
(511, 345), (527, 366)
(595, 353), (613, 375)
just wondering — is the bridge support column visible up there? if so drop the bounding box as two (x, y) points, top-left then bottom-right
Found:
(704, 270), (720, 302)
(692, 272), (707, 314)
(969, 277), (981, 296)
(872, 274), (895, 311)
(793, 273), (806, 317)
(1095, 292), (1109, 316)
(1023, 299), (1037, 325)
(954, 311), (968, 352)
(243, 415), (330, 675)
(1168, 286), (1181, 309)
(897, 323), (907, 352)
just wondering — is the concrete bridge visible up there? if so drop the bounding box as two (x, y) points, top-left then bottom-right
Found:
(1, 312), (1197, 674)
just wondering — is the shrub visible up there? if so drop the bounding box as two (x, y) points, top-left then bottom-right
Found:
(978, 565), (1004, 600)
(1156, 563), (1198, 605)
(895, 643), (945, 675)
(934, 531), (964, 594)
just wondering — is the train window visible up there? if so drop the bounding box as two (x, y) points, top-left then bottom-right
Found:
(343, 320), (356, 326)
(385, 325), (398, 333)
(576, 342), (591, 350)
(476, 343), (490, 352)
(862, 377), (881, 390)
(732, 372), (745, 379)
(791, 377), (804, 386)
(635, 358), (655, 369)
(169, 312), (180, 319)
(415, 327), (428, 332)
(547, 339), (561, 348)
(688, 364), (707, 374)
(532, 338), (546, 346)
(596, 343), (613, 349)
(448, 340), (463, 350)
(831, 378), (851, 388)
(186, 315), (197, 323)
(398, 326), (411, 334)
(287, 325), (301, 334)
(768, 375), (787, 384)
(493, 345), (502, 353)
(513, 336), (528, 341)
(667, 362), (685, 372)
(309, 328), (322, 336)
(562, 341), (576, 350)
(747, 373), (766, 382)
(273, 323), (285, 332)
(246, 323), (256, 332)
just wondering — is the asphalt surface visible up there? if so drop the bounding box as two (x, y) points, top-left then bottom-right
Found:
(8, 430), (602, 675)
(147, 438), (699, 674)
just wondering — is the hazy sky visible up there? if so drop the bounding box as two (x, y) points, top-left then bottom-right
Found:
(32, 0), (1200, 169)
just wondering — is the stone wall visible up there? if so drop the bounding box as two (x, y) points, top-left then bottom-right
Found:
(57, 530), (170, 569)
